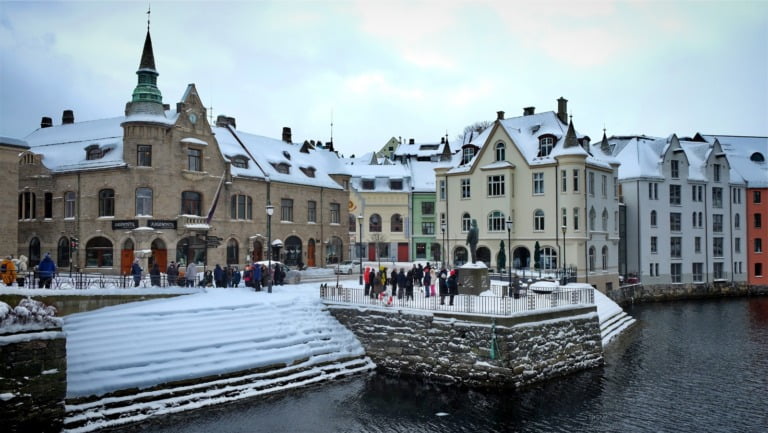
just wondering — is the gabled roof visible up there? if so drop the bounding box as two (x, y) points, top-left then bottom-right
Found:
(701, 134), (768, 187)
(609, 135), (668, 180)
(216, 126), (345, 189)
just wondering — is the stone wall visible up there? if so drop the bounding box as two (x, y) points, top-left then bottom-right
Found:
(607, 282), (768, 306)
(328, 305), (603, 389)
(0, 329), (66, 433)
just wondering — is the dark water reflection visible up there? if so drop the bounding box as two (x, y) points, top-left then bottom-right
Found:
(112, 298), (768, 433)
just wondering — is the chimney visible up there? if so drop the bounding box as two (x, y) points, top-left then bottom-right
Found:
(216, 115), (229, 127)
(282, 127), (292, 143)
(497, 110), (505, 120)
(62, 109), (74, 124)
(557, 97), (568, 124)
(163, 104), (171, 111)
(409, 138), (415, 144)
(227, 116), (236, 129)
(40, 117), (53, 128)
(523, 106), (535, 116)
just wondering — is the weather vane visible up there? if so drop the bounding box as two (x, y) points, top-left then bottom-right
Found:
(147, 4), (151, 31)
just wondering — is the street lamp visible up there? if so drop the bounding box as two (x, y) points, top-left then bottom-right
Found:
(358, 213), (364, 285)
(561, 225), (567, 285)
(266, 202), (274, 293)
(440, 222), (446, 270)
(506, 216), (513, 297)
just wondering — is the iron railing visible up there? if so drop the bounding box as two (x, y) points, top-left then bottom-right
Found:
(8, 271), (204, 290)
(320, 285), (594, 316)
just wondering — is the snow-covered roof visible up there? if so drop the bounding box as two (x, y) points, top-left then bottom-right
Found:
(610, 135), (668, 180)
(447, 111), (613, 174)
(0, 136), (29, 148)
(392, 140), (448, 158)
(215, 126), (345, 190)
(701, 135), (768, 187)
(23, 117), (127, 172)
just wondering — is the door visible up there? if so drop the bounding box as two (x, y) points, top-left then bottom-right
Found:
(121, 249), (134, 275)
(307, 240), (316, 267)
(397, 243), (409, 262)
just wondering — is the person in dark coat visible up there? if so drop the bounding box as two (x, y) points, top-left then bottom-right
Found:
(415, 264), (423, 287)
(38, 253), (57, 288)
(390, 268), (398, 296)
(405, 268), (414, 300)
(131, 259), (142, 287)
(253, 263), (262, 290)
(447, 269), (459, 306)
(166, 261), (178, 286)
(232, 266), (241, 287)
(214, 264), (224, 288)
(397, 268), (407, 299)
(423, 269), (432, 298)
(438, 268), (448, 305)
(369, 268), (378, 298)
(150, 262), (161, 287)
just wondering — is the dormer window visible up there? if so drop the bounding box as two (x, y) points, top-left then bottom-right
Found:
(495, 141), (506, 162)
(231, 156), (248, 169)
(461, 146), (476, 165)
(538, 136), (555, 157)
(389, 179), (403, 190)
(272, 162), (290, 174)
(751, 152), (765, 163)
(282, 151), (291, 160)
(86, 144), (102, 160)
(362, 179), (375, 190)
(300, 166), (316, 178)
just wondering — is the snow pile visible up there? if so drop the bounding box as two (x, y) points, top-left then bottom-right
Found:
(64, 285), (367, 398)
(0, 297), (62, 332)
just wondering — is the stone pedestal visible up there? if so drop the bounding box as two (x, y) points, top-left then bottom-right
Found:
(458, 264), (489, 296)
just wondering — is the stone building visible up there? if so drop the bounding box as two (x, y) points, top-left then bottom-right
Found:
(1, 137), (28, 260)
(15, 28), (349, 276)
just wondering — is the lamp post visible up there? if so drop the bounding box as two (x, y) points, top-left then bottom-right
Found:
(561, 225), (567, 285)
(506, 216), (513, 297)
(440, 222), (446, 270)
(358, 213), (364, 285)
(266, 202), (274, 293)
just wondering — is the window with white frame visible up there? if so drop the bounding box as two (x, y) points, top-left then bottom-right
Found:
(136, 188), (152, 216)
(495, 142), (506, 161)
(281, 198), (294, 222)
(230, 194), (252, 220)
(670, 184), (681, 205)
(308, 200), (317, 223)
(601, 209), (608, 231)
(439, 180), (446, 200)
(573, 207), (579, 230)
(713, 237), (724, 257)
(601, 174), (607, 197)
(487, 175), (505, 197)
(712, 187), (723, 208)
(713, 214), (723, 232)
(692, 263), (704, 282)
(462, 213), (471, 232)
(651, 210), (657, 227)
(714, 262), (724, 279)
(735, 237), (741, 253)
(561, 208), (567, 228)
(671, 237), (682, 258)
(651, 236), (657, 253)
(695, 236), (701, 253)
(671, 159), (679, 178)
(589, 207), (596, 231)
(671, 263), (682, 282)
(561, 170), (567, 192)
(602, 246), (608, 270)
(714, 163), (721, 182)
(533, 172), (544, 195)
(573, 169), (580, 192)
(461, 178), (471, 198)
(488, 211), (505, 231)
(64, 191), (76, 219)
(670, 212), (681, 231)
(538, 136), (554, 157)
(330, 203), (340, 224)
(589, 246), (595, 271)
(534, 209), (545, 231)
(588, 172), (595, 196)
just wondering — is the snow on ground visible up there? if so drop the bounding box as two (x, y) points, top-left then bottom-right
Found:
(1, 269), (632, 400)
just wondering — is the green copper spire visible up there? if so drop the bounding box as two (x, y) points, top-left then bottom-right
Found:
(131, 30), (163, 105)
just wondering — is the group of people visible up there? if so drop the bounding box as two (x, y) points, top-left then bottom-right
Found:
(242, 262), (285, 290)
(0, 253), (54, 288)
(363, 262), (460, 306)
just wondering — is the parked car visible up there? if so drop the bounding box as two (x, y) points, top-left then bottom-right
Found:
(334, 260), (361, 275)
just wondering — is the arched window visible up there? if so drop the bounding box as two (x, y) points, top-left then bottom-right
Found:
(750, 152), (765, 162)
(601, 208), (608, 231)
(284, 236), (302, 266)
(181, 191), (202, 216)
(226, 239), (239, 265)
(589, 207), (596, 231)
(650, 210), (657, 227)
(28, 237), (41, 267)
(57, 237), (70, 268)
(534, 209), (545, 231)
(136, 187), (153, 216)
(99, 189), (115, 217)
(391, 214), (403, 232)
(538, 136), (555, 157)
(85, 236), (114, 268)
(589, 246), (596, 271)
(454, 246), (468, 266)
(495, 142), (506, 161)
(537, 246), (555, 270)
(462, 212), (471, 232)
(601, 246), (608, 270)
(488, 210), (505, 231)
(369, 214), (382, 232)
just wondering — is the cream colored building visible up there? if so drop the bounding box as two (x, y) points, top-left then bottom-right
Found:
(1, 137), (27, 260)
(435, 99), (621, 293)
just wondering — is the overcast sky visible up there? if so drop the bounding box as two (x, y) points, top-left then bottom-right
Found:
(1, 0), (766, 157)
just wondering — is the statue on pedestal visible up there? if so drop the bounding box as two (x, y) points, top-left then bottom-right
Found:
(466, 219), (479, 264)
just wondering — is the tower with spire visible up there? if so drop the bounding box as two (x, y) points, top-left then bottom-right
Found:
(125, 8), (165, 117)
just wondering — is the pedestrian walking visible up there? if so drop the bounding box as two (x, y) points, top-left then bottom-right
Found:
(131, 259), (142, 287)
(149, 262), (161, 287)
(37, 252), (56, 288)
(186, 262), (198, 288)
(167, 261), (178, 286)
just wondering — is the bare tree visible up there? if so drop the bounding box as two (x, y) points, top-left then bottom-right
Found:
(369, 233), (387, 269)
(456, 120), (493, 144)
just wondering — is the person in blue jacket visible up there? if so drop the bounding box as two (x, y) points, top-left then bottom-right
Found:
(37, 252), (56, 288)
(131, 259), (143, 287)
